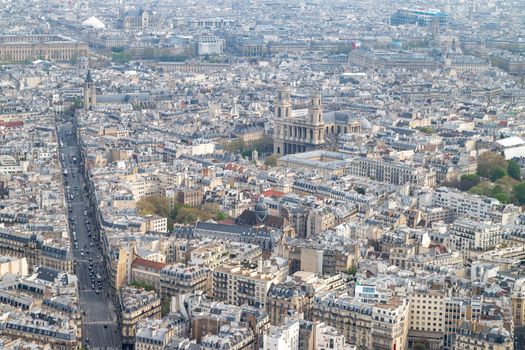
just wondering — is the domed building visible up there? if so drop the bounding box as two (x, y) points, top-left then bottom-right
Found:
(235, 194), (294, 237)
(82, 16), (105, 30)
(254, 195), (269, 223)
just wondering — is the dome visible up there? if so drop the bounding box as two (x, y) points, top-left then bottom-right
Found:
(359, 116), (372, 129)
(254, 195), (268, 223)
(82, 16), (105, 30)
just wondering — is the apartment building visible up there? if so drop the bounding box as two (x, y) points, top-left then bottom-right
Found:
(201, 324), (256, 350)
(120, 286), (162, 345)
(174, 187), (203, 207)
(310, 292), (410, 350)
(189, 242), (230, 270)
(267, 281), (314, 325)
(264, 320), (300, 350)
(454, 321), (513, 350)
(130, 175), (163, 201)
(131, 257), (166, 291)
(285, 239), (357, 275)
(159, 264), (211, 301)
(134, 316), (189, 350)
(408, 289), (447, 349)
(0, 231), (73, 273)
(213, 259), (287, 308)
(428, 188), (518, 225)
(315, 322), (348, 350)
(449, 220), (502, 254)
(0, 155), (22, 174)
(348, 157), (436, 187)
(143, 215), (168, 233)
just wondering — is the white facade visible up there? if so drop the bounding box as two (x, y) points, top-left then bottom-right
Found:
(429, 187), (518, 225)
(315, 322), (348, 350)
(264, 320), (299, 350)
(449, 219), (501, 253)
(195, 36), (224, 56)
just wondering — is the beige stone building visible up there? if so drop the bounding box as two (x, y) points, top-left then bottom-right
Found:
(273, 86), (362, 156)
(159, 263), (211, 301)
(131, 257), (166, 291)
(174, 187), (203, 207)
(266, 281), (314, 325)
(408, 289), (447, 349)
(0, 35), (88, 62)
(120, 286), (162, 345)
(143, 215), (168, 233)
(213, 259), (287, 308)
(0, 231), (73, 274)
(310, 292), (410, 350)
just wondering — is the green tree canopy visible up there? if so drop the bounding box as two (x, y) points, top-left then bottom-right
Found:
(508, 160), (521, 180)
(513, 182), (525, 205)
(493, 192), (511, 204)
(136, 196), (169, 217)
(477, 151), (507, 178)
(459, 174), (480, 191)
(490, 166), (507, 181)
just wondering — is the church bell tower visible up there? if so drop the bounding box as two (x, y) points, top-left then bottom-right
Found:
(275, 85), (291, 119)
(83, 70), (96, 111)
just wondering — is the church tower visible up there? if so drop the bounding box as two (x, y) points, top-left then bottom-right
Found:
(275, 85), (291, 119)
(83, 70), (96, 111)
(309, 91), (323, 125)
(309, 91), (325, 145)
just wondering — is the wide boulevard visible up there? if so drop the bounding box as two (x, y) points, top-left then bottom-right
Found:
(58, 119), (122, 350)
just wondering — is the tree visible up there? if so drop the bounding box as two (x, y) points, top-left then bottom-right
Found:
(490, 166), (507, 181)
(136, 196), (169, 217)
(477, 152), (507, 178)
(216, 212), (227, 221)
(508, 160), (521, 180)
(264, 155), (277, 167)
(417, 126), (433, 134)
(161, 298), (171, 316)
(130, 280), (155, 291)
(491, 185), (510, 203)
(493, 192), (511, 203)
(513, 182), (525, 205)
(459, 174), (480, 191)
(112, 50), (132, 64)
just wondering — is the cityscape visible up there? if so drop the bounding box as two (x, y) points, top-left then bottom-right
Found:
(0, 0), (525, 349)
